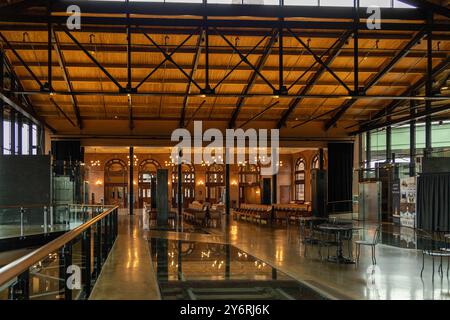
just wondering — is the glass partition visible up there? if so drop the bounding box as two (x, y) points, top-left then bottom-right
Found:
(0, 206), (118, 300)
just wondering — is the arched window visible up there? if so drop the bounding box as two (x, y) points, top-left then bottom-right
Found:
(238, 163), (260, 204)
(294, 158), (305, 202)
(138, 159), (161, 208)
(206, 163), (225, 204)
(311, 154), (320, 169)
(104, 159), (128, 208)
(172, 163), (195, 208)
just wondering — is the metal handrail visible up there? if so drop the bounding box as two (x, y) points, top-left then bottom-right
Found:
(0, 205), (118, 287)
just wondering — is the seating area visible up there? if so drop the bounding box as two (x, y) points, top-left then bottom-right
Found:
(233, 203), (312, 225)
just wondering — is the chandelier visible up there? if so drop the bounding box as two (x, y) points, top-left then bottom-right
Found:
(90, 159), (100, 167)
(164, 155), (176, 167)
(127, 154), (139, 166)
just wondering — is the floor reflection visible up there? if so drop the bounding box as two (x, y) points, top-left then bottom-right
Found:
(149, 238), (326, 300)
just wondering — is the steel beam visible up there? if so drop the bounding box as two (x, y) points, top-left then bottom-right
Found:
(324, 29), (427, 130)
(238, 101), (279, 128)
(287, 28), (352, 94)
(2, 24), (448, 40)
(135, 31), (197, 90)
(4, 41), (448, 59)
(277, 29), (353, 128)
(211, 35), (269, 91)
(61, 26), (124, 91)
(0, 32), (44, 90)
(228, 31), (278, 129)
(26, 1), (428, 20)
(180, 31), (204, 128)
(362, 57), (450, 129)
(53, 31), (83, 129)
(141, 32), (203, 91)
(49, 97), (77, 127)
(0, 90), (56, 133)
(4, 89), (448, 100)
(351, 103), (450, 134)
(214, 28), (276, 92)
(7, 61), (436, 75)
(184, 100), (206, 128)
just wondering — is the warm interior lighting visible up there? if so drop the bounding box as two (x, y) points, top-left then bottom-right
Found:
(197, 180), (204, 186)
(95, 179), (103, 186)
(231, 180), (237, 186)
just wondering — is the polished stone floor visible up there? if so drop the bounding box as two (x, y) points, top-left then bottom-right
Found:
(90, 210), (450, 300)
(89, 211), (160, 300)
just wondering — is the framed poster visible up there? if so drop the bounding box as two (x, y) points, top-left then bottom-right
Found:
(399, 177), (416, 228)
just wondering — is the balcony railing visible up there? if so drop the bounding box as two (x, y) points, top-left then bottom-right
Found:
(0, 204), (108, 240)
(0, 205), (119, 300)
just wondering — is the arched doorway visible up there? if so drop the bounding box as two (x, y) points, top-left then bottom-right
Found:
(171, 163), (195, 208)
(238, 163), (260, 204)
(206, 163), (225, 204)
(104, 159), (128, 208)
(138, 159), (161, 209)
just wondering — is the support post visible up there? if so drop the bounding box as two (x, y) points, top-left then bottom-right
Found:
(10, 111), (15, 155)
(366, 131), (371, 169)
(82, 228), (91, 298)
(129, 146), (134, 215)
(156, 169), (169, 227)
(425, 11), (433, 158)
(358, 133), (363, 181)
(0, 50), (3, 155)
(17, 114), (22, 155)
(46, 1), (52, 91)
(319, 148), (324, 170)
(28, 118), (32, 155)
(225, 152), (230, 221)
(272, 173), (277, 204)
(386, 124), (392, 162)
(410, 99), (416, 176)
(177, 162), (182, 224)
(353, 0), (359, 94)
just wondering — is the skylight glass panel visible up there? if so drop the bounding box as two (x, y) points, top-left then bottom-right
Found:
(284, 0), (319, 6)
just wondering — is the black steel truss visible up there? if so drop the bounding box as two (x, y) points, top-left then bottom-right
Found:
(277, 29), (353, 128)
(324, 28), (429, 131)
(359, 57), (450, 131)
(180, 31), (204, 128)
(228, 30), (278, 129)
(0, 1), (447, 134)
(53, 30), (83, 129)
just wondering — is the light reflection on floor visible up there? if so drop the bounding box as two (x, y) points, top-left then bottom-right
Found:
(146, 214), (450, 300)
(149, 237), (327, 300)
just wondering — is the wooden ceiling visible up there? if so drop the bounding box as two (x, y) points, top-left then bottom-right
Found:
(0, 0), (449, 141)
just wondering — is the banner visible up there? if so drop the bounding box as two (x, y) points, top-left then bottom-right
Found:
(399, 177), (416, 228)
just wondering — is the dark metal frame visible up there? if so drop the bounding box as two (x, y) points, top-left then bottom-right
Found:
(0, 1), (447, 134)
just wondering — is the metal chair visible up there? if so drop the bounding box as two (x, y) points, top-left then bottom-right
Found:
(419, 230), (450, 278)
(355, 226), (381, 265)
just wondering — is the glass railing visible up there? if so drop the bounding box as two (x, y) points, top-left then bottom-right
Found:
(0, 204), (108, 240)
(0, 205), (118, 300)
